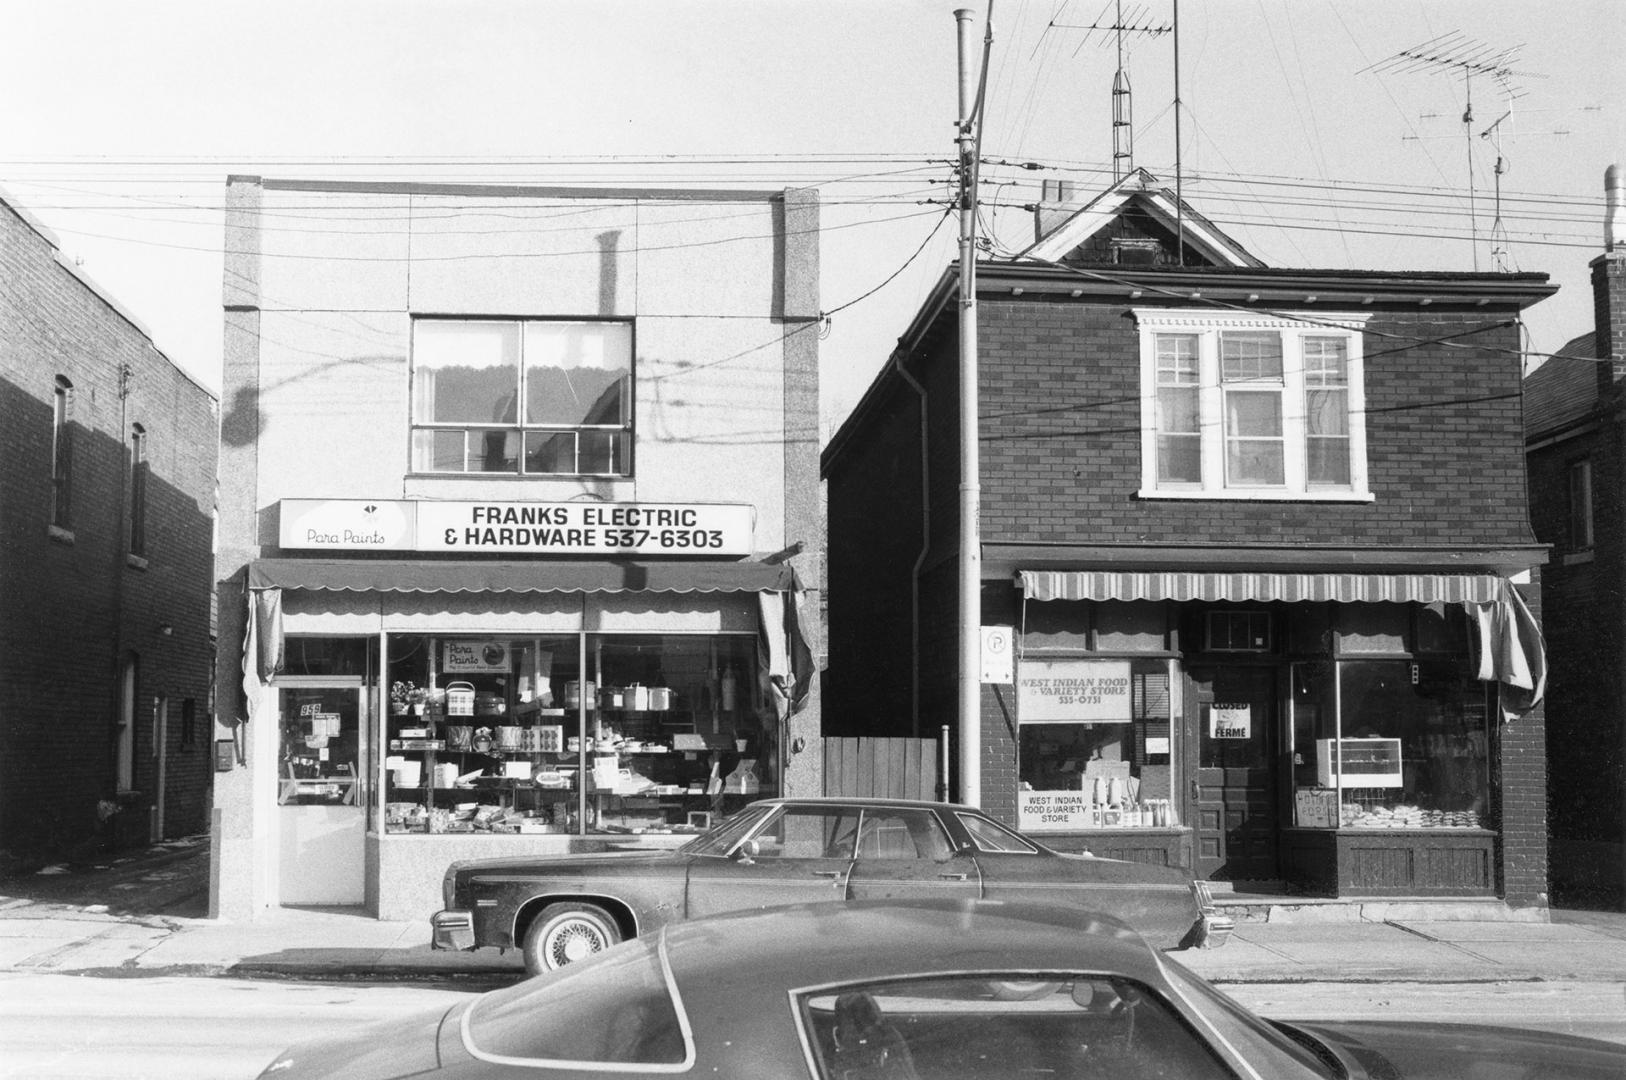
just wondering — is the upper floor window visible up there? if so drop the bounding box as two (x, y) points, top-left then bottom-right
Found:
(1568, 458), (1594, 550)
(129, 424), (148, 556)
(411, 318), (633, 477)
(1135, 310), (1371, 500)
(52, 376), (74, 529)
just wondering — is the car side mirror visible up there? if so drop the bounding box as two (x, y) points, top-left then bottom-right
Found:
(734, 838), (760, 865)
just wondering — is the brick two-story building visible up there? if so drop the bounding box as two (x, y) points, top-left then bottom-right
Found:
(1524, 165), (1626, 911)
(1, 189), (218, 872)
(824, 171), (1554, 905)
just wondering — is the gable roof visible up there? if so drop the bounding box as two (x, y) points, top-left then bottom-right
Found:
(1019, 168), (1265, 268)
(1524, 332), (1601, 437)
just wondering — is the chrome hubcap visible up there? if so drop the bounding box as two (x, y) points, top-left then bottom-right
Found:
(550, 922), (603, 966)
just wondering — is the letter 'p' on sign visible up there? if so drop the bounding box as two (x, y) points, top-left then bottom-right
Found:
(981, 626), (1014, 684)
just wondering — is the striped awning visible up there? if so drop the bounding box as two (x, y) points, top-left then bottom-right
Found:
(1018, 570), (1503, 605)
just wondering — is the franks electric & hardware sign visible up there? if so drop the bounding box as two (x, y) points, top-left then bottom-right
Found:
(279, 499), (753, 556)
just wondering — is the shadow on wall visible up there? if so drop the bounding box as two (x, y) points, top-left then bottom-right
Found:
(0, 376), (216, 875)
(220, 351), (406, 449)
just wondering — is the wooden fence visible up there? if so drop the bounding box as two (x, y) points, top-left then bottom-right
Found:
(822, 738), (941, 801)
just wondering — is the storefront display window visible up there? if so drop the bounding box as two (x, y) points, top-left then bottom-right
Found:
(1290, 655), (1490, 829)
(382, 631), (769, 837)
(1336, 659), (1489, 828)
(1017, 658), (1178, 831)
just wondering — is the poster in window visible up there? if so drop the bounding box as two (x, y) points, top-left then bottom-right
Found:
(1209, 703), (1251, 739)
(1018, 659), (1132, 722)
(444, 641), (509, 673)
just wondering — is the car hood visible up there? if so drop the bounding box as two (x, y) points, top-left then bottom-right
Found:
(256, 1005), (454, 1079)
(1295, 1020), (1626, 1079)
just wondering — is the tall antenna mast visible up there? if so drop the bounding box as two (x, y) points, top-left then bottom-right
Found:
(1049, 2), (1169, 181)
(1480, 83), (1520, 271)
(1361, 33), (1542, 270)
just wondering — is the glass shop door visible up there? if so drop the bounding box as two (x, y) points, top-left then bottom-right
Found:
(276, 679), (367, 905)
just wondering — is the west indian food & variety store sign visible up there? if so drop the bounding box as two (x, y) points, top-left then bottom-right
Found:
(279, 499), (755, 556)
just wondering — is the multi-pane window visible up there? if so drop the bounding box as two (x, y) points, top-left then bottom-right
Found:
(1137, 310), (1370, 499)
(1154, 334), (1200, 483)
(52, 376), (74, 529)
(129, 424), (148, 556)
(1303, 337), (1351, 485)
(1220, 331), (1285, 485)
(1568, 459), (1594, 550)
(411, 318), (633, 477)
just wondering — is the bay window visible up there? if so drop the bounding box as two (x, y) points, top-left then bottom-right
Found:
(1137, 310), (1370, 499)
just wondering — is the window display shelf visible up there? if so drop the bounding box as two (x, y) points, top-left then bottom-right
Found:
(383, 633), (769, 837)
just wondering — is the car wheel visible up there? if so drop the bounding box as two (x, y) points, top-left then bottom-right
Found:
(523, 902), (622, 975)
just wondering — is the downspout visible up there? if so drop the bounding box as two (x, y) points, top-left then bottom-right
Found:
(110, 360), (132, 806)
(895, 354), (930, 740)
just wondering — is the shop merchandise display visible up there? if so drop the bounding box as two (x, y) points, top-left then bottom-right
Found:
(1338, 802), (1483, 829)
(384, 637), (767, 836)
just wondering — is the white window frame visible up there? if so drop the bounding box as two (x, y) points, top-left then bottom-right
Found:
(1134, 309), (1373, 501)
(409, 317), (634, 478)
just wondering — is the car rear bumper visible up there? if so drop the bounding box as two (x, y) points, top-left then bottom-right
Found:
(1193, 912), (1235, 948)
(431, 909), (475, 951)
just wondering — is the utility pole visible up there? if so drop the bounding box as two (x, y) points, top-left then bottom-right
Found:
(954, 6), (988, 806)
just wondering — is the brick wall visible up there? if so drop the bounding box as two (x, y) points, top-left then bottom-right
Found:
(1497, 578), (1550, 906)
(976, 298), (1536, 548)
(823, 373), (927, 735)
(0, 198), (218, 871)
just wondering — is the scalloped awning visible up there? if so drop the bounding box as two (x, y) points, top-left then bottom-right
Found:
(1016, 569), (1543, 719)
(238, 557), (810, 724)
(246, 557), (798, 594)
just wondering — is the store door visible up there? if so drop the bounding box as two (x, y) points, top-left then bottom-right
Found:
(1188, 667), (1278, 881)
(277, 680), (366, 905)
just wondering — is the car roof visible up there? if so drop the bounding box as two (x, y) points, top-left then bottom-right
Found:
(660, 899), (1163, 992)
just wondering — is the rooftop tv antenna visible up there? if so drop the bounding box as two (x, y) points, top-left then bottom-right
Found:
(1361, 32), (1544, 270)
(1049, 1), (1170, 181)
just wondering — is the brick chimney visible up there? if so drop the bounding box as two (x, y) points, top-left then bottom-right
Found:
(1596, 163), (1626, 397)
(1033, 178), (1081, 244)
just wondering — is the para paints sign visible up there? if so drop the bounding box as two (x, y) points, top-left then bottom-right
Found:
(1017, 659), (1132, 723)
(279, 499), (753, 556)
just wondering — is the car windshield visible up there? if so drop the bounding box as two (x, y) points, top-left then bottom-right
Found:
(464, 931), (692, 1067)
(680, 803), (775, 857)
(799, 973), (1235, 1080)
(1160, 956), (1343, 1079)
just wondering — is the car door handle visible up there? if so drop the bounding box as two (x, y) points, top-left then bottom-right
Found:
(938, 872), (969, 881)
(812, 870), (844, 879)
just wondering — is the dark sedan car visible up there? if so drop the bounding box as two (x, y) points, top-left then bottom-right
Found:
(433, 796), (1228, 974)
(269, 900), (1626, 1080)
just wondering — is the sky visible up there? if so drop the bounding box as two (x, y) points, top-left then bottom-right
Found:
(2, 0), (1620, 436)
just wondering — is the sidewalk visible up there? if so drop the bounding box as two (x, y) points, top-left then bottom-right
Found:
(3, 836), (1625, 985)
